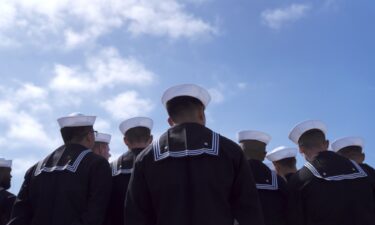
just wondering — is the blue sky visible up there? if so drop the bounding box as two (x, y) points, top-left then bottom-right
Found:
(1, 0), (374, 194)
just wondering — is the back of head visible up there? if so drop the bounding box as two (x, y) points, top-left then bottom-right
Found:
(166, 96), (205, 124)
(125, 127), (151, 146)
(298, 129), (327, 150)
(60, 126), (93, 144)
(240, 140), (267, 161)
(274, 157), (297, 170)
(337, 146), (364, 164)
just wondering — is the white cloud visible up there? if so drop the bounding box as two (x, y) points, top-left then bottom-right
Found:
(0, 0), (216, 49)
(237, 82), (247, 90)
(208, 88), (225, 104)
(49, 47), (156, 94)
(12, 157), (39, 176)
(261, 4), (311, 30)
(0, 84), (57, 150)
(94, 118), (112, 133)
(100, 91), (154, 120)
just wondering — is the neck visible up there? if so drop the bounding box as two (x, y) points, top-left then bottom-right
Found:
(303, 148), (327, 162)
(277, 167), (297, 177)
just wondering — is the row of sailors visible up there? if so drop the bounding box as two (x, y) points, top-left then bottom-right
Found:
(1, 83), (375, 225)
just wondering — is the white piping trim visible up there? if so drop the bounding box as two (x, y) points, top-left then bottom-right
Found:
(304, 160), (367, 181)
(153, 132), (220, 161)
(256, 170), (279, 190)
(34, 149), (91, 176)
(111, 158), (133, 176)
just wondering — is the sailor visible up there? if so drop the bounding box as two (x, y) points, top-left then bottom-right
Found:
(266, 146), (298, 182)
(238, 130), (288, 225)
(106, 117), (153, 225)
(92, 132), (112, 160)
(124, 84), (264, 225)
(331, 136), (375, 179)
(0, 158), (15, 225)
(331, 136), (366, 164)
(287, 120), (375, 225)
(8, 113), (112, 225)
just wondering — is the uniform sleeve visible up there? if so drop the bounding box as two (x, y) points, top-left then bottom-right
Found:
(286, 177), (304, 225)
(360, 164), (375, 215)
(7, 167), (34, 225)
(124, 159), (154, 225)
(231, 152), (265, 225)
(72, 159), (112, 225)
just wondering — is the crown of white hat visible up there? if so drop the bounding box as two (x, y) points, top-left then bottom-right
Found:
(57, 112), (96, 128)
(95, 133), (111, 144)
(288, 120), (327, 144)
(237, 130), (272, 144)
(266, 146), (297, 162)
(0, 158), (12, 168)
(161, 84), (211, 107)
(331, 136), (364, 152)
(119, 117), (153, 135)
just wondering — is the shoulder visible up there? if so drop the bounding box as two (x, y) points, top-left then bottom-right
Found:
(287, 166), (313, 190)
(218, 134), (243, 156)
(134, 144), (154, 164)
(85, 152), (111, 170)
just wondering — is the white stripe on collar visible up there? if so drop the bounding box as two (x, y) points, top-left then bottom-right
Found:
(304, 160), (367, 181)
(153, 132), (220, 161)
(255, 170), (279, 190)
(34, 149), (91, 176)
(111, 157), (133, 176)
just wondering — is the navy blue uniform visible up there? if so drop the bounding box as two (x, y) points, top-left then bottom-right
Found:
(287, 151), (375, 225)
(8, 144), (112, 225)
(125, 123), (264, 225)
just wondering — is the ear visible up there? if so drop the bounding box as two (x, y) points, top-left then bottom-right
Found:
(324, 140), (329, 150)
(167, 117), (174, 127)
(198, 108), (206, 125)
(298, 145), (305, 154)
(124, 136), (130, 146)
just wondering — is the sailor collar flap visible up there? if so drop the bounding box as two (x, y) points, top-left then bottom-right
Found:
(111, 151), (135, 176)
(34, 145), (91, 176)
(250, 161), (279, 190)
(153, 124), (220, 161)
(256, 170), (279, 190)
(304, 159), (368, 181)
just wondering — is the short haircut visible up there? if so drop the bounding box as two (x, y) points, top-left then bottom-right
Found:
(166, 96), (204, 120)
(298, 129), (326, 148)
(240, 140), (266, 152)
(60, 126), (92, 144)
(338, 145), (363, 155)
(125, 127), (151, 144)
(274, 157), (297, 169)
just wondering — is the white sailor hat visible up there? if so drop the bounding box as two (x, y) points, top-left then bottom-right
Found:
(266, 146), (297, 162)
(119, 117), (153, 135)
(0, 158), (12, 168)
(57, 112), (96, 128)
(95, 133), (111, 144)
(331, 136), (364, 152)
(288, 120), (327, 144)
(161, 84), (211, 107)
(237, 130), (272, 144)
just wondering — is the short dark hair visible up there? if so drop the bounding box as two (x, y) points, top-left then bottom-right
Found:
(166, 96), (204, 120)
(60, 126), (93, 144)
(125, 127), (151, 144)
(337, 145), (362, 155)
(298, 129), (326, 148)
(274, 157), (296, 169)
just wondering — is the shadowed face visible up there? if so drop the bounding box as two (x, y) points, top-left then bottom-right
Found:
(0, 167), (12, 190)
